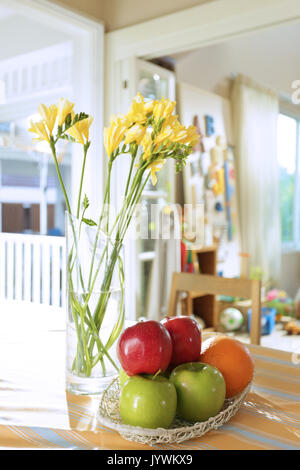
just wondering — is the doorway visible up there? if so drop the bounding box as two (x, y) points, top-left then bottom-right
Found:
(105, 1), (300, 353)
(0, 0), (104, 235)
(0, 0), (103, 310)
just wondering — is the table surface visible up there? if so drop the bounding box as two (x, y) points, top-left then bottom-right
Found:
(0, 302), (300, 450)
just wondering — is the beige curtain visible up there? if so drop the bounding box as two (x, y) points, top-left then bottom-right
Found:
(231, 74), (281, 283)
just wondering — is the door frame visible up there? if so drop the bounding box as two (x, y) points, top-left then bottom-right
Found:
(105, 0), (300, 120)
(1, 0), (104, 217)
(104, 0), (300, 319)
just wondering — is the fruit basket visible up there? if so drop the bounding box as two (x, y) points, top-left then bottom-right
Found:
(98, 376), (252, 446)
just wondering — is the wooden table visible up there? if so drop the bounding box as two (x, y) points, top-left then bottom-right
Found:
(0, 302), (299, 450)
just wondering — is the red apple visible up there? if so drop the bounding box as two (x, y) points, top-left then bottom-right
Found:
(117, 320), (172, 376)
(161, 316), (201, 366)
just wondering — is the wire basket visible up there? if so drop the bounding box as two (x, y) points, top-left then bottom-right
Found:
(98, 376), (252, 446)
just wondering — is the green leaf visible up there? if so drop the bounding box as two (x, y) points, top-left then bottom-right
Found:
(82, 194), (90, 210)
(65, 113), (72, 127)
(82, 218), (97, 227)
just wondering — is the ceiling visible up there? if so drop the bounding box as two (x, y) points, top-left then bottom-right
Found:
(172, 21), (300, 101)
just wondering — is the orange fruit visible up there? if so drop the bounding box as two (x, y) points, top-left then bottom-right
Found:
(199, 335), (254, 398)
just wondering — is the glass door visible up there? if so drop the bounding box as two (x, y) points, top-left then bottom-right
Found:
(135, 59), (175, 318)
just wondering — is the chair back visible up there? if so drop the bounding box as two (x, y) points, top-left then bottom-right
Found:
(168, 272), (261, 344)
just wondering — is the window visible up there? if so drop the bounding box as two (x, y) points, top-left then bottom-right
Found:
(277, 113), (299, 248)
(0, 42), (74, 236)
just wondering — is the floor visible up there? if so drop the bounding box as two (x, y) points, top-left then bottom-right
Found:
(231, 323), (300, 353)
(191, 311), (300, 354)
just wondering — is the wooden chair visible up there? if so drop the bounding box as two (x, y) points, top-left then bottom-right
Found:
(168, 272), (261, 345)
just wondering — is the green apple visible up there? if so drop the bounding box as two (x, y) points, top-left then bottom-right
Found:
(119, 367), (129, 389)
(120, 375), (177, 429)
(169, 362), (226, 422)
(119, 367), (168, 388)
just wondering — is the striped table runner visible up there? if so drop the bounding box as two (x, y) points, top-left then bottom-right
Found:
(0, 343), (299, 450)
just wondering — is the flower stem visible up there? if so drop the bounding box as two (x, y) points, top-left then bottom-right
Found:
(50, 138), (71, 215)
(76, 142), (90, 218)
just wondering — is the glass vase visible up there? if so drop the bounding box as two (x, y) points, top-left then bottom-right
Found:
(65, 213), (125, 395)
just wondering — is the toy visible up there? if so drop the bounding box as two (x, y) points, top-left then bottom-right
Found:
(265, 289), (295, 318)
(180, 241), (199, 273)
(220, 308), (243, 331)
(204, 115), (215, 137)
(284, 321), (300, 335)
(248, 307), (276, 336)
(224, 155), (235, 241)
(208, 136), (226, 196)
(267, 289), (288, 302)
(215, 202), (223, 212)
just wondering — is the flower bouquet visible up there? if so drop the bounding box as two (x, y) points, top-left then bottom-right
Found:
(29, 93), (199, 394)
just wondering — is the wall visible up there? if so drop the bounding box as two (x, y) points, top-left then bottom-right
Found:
(280, 252), (300, 298)
(51, 0), (215, 31)
(174, 22), (300, 101)
(175, 22), (300, 297)
(178, 82), (233, 145)
(177, 82), (240, 278)
(0, 15), (69, 60)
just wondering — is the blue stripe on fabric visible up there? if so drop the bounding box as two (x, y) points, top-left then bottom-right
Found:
(222, 425), (300, 450)
(241, 408), (300, 430)
(252, 384), (300, 402)
(255, 370), (300, 385)
(173, 440), (219, 451)
(8, 426), (44, 448)
(67, 411), (115, 434)
(253, 353), (300, 368)
(28, 426), (85, 449)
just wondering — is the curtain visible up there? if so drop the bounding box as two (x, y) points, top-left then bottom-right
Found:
(231, 74), (281, 284)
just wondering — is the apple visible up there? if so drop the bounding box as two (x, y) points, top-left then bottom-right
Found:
(120, 375), (177, 429)
(119, 367), (129, 389)
(169, 362), (226, 422)
(161, 316), (201, 366)
(117, 320), (172, 376)
(119, 367), (167, 388)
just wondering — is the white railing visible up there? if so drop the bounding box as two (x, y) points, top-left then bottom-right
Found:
(0, 41), (73, 104)
(0, 233), (66, 308)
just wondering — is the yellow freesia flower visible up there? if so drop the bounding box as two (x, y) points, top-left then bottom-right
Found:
(144, 99), (157, 114)
(38, 103), (58, 135)
(154, 115), (183, 147)
(104, 114), (128, 157)
(155, 124), (173, 146)
(152, 97), (176, 121)
(28, 120), (50, 143)
(163, 114), (183, 131)
(172, 125), (199, 147)
(66, 116), (94, 144)
(141, 130), (153, 160)
(124, 124), (146, 145)
(57, 98), (75, 126)
(147, 159), (165, 186)
(81, 116), (94, 141)
(127, 93), (148, 125)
